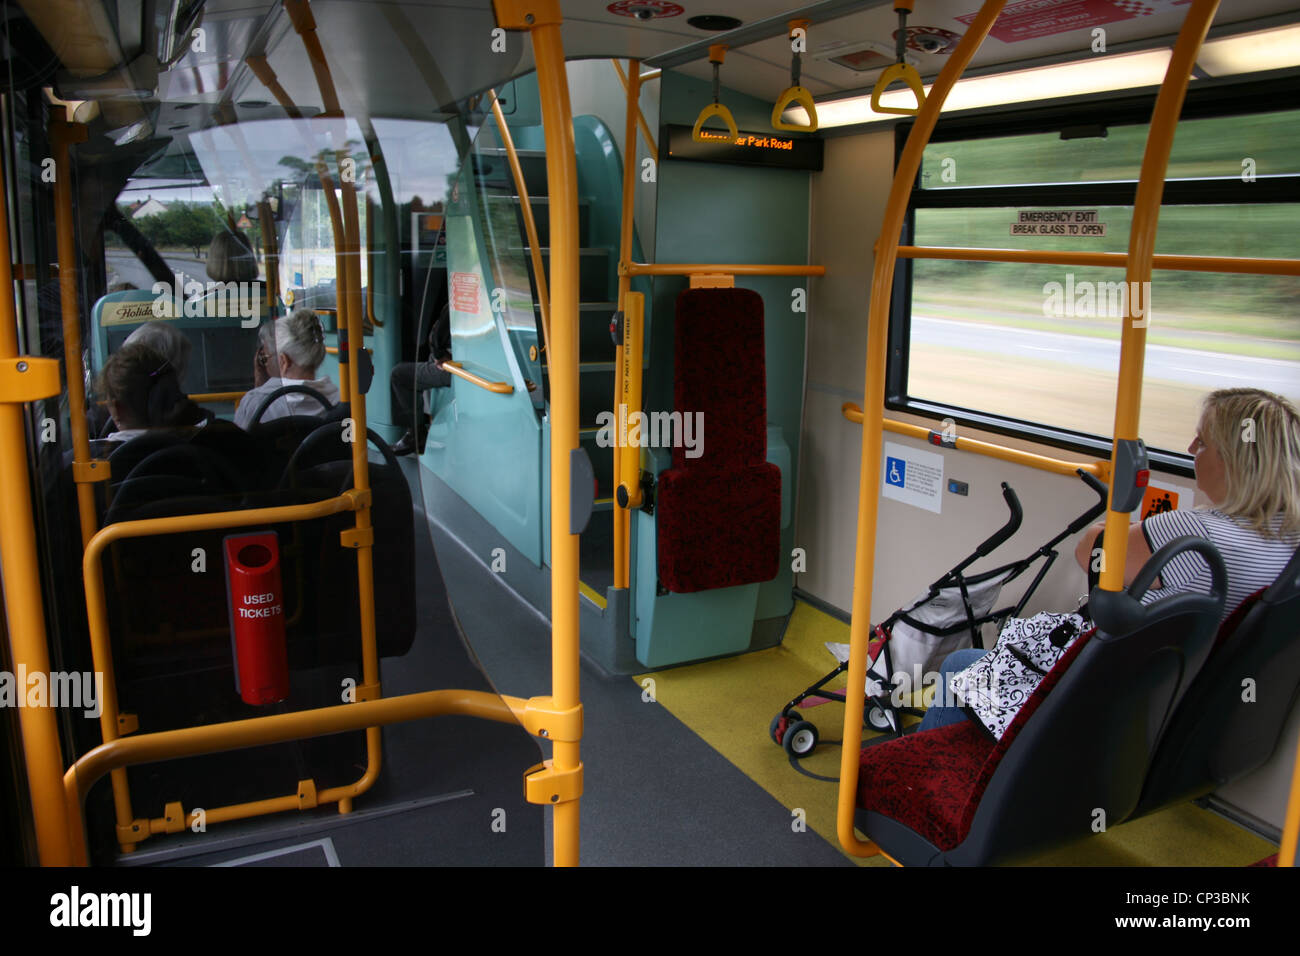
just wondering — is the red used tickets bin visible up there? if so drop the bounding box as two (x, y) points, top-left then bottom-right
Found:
(223, 532), (289, 705)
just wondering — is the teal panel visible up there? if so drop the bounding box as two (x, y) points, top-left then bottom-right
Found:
(419, 155), (544, 567)
(631, 69), (812, 649)
(759, 426), (795, 620)
(633, 508), (760, 668)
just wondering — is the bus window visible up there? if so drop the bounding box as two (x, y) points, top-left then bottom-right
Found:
(895, 106), (1300, 462)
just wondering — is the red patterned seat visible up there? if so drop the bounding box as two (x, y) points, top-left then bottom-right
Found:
(657, 288), (781, 593)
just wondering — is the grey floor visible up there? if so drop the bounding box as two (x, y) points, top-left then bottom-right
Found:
(413, 461), (851, 867)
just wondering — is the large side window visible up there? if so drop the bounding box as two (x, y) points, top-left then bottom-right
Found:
(889, 93), (1300, 468)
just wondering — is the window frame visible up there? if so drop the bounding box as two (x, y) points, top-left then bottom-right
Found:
(886, 76), (1300, 478)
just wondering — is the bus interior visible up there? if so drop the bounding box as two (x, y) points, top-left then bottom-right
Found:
(0, 0), (1298, 869)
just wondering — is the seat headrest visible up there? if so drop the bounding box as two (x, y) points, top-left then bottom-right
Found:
(206, 230), (259, 283)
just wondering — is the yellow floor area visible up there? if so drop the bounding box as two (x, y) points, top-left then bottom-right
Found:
(636, 600), (1279, 867)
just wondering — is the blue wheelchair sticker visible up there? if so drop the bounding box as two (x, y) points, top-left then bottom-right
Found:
(885, 456), (906, 488)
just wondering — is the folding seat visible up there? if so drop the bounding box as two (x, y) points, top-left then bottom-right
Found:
(656, 287), (781, 593)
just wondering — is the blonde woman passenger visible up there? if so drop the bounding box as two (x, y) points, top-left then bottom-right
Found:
(919, 389), (1300, 733)
(236, 309), (339, 429)
(1073, 388), (1300, 619)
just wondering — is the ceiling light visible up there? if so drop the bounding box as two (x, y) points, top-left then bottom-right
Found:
(1196, 23), (1300, 77)
(789, 49), (1174, 129)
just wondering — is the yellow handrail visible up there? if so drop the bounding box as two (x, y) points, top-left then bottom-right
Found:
(51, 110), (100, 548)
(189, 390), (246, 404)
(0, 120), (73, 866)
(441, 360), (514, 394)
(625, 262), (825, 277)
(896, 245), (1300, 276)
(836, 0), (1008, 861)
(613, 56), (646, 591)
(1098, 0), (1219, 592)
(617, 293), (645, 510)
(490, 88), (551, 356)
(1281, 733), (1300, 867)
(61, 687), (558, 864)
(80, 494), (362, 851)
(611, 59), (659, 155)
(842, 405), (1107, 480)
(495, 0), (584, 867)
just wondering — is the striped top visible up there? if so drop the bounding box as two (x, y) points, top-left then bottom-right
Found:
(1140, 509), (1300, 622)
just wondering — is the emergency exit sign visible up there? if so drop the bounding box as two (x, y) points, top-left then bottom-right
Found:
(1010, 210), (1106, 236)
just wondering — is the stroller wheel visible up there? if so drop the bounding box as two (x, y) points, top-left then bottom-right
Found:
(783, 720), (818, 757)
(769, 713), (789, 746)
(867, 704), (896, 732)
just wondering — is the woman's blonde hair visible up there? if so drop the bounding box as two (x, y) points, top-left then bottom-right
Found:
(273, 309), (326, 373)
(1199, 388), (1300, 536)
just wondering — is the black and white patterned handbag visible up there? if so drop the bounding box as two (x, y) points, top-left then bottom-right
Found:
(948, 612), (1087, 740)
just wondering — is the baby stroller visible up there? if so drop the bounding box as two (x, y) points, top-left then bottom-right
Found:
(770, 470), (1109, 762)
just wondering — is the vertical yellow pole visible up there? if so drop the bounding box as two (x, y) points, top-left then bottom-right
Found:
(496, 0), (582, 866)
(836, 0), (1006, 858)
(613, 59), (641, 590)
(1280, 734), (1300, 867)
(283, 0), (383, 807)
(619, 293), (644, 509)
(1097, 0), (1219, 590)
(0, 117), (73, 866)
(49, 109), (98, 549)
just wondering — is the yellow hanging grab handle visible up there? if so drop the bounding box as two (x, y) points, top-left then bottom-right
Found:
(871, 1), (926, 116)
(693, 44), (739, 144)
(693, 102), (739, 143)
(772, 19), (818, 131)
(871, 62), (926, 115)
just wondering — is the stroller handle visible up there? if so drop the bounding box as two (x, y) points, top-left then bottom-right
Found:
(1066, 469), (1111, 534)
(974, 482), (1023, 557)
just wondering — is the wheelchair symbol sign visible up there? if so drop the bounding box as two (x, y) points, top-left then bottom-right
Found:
(885, 456), (906, 488)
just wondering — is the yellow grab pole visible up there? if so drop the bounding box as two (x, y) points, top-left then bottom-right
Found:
(50, 109), (100, 549)
(1280, 733), (1300, 867)
(0, 127), (73, 866)
(1098, 0), (1219, 591)
(258, 199), (280, 310)
(495, 0), (583, 867)
(618, 293), (644, 508)
(836, 0), (1006, 859)
(283, 0), (383, 805)
(614, 58), (642, 590)
(610, 58), (657, 156)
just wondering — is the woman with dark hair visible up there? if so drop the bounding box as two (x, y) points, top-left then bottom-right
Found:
(96, 342), (206, 444)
